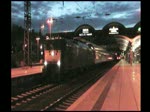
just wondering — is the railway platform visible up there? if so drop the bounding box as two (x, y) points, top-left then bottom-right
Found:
(67, 59), (140, 111)
(11, 65), (43, 78)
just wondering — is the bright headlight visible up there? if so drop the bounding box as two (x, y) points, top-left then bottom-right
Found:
(57, 60), (61, 67)
(44, 61), (47, 66)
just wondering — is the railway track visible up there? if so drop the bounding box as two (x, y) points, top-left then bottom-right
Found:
(49, 61), (118, 111)
(43, 69), (107, 111)
(11, 84), (60, 109)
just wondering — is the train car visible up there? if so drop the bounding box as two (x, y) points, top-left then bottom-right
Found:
(42, 37), (95, 82)
(73, 37), (115, 64)
(94, 51), (114, 64)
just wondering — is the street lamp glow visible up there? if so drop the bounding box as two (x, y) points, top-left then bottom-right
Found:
(36, 37), (40, 61)
(41, 24), (45, 30)
(47, 17), (53, 24)
(46, 36), (49, 40)
(47, 17), (53, 39)
(40, 45), (43, 49)
(41, 51), (43, 55)
(36, 37), (40, 41)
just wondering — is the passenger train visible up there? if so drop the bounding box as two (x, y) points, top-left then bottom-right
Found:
(42, 36), (116, 82)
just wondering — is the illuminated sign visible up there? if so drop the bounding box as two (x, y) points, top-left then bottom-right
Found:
(109, 26), (119, 34)
(83, 29), (89, 33)
(79, 28), (92, 36)
(79, 33), (92, 36)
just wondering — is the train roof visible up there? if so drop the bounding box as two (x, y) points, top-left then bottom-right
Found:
(73, 37), (111, 54)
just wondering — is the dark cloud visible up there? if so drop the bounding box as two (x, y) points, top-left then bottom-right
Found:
(11, 2), (24, 17)
(11, 1), (24, 10)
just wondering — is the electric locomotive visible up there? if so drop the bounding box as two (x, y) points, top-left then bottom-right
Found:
(42, 37), (95, 82)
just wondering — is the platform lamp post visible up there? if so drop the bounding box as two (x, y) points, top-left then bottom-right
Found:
(40, 24), (45, 38)
(36, 37), (40, 62)
(39, 24), (44, 44)
(47, 17), (53, 39)
(40, 24), (44, 62)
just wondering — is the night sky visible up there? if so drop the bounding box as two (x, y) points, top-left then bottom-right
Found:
(11, 1), (140, 34)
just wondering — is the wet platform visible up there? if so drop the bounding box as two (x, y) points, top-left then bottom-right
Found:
(67, 59), (140, 111)
(11, 65), (43, 78)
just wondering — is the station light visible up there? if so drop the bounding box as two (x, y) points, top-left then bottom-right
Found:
(108, 56), (113, 60)
(36, 37), (40, 41)
(24, 44), (27, 47)
(138, 27), (141, 32)
(41, 51), (43, 55)
(46, 36), (49, 40)
(40, 45), (43, 49)
(44, 61), (47, 66)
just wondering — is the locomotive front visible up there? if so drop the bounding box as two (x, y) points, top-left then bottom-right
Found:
(42, 37), (65, 80)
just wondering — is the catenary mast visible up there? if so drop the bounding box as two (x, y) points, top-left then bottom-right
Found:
(24, 1), (31, 66)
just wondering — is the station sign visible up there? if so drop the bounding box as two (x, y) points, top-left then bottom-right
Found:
(79, 28), (92, 36)
(109, 26), (119, 34)
(103, 22), (125, 35)
(74, 24), (95, 41)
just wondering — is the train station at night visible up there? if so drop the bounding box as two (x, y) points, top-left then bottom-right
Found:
(11, 1), (141, 111)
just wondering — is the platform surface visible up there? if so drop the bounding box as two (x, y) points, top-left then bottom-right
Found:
(11, 65), (43, 78)
(67, 60), (141, 111)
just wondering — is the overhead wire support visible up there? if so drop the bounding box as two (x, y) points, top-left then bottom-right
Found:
(24, 1), (31, 66)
